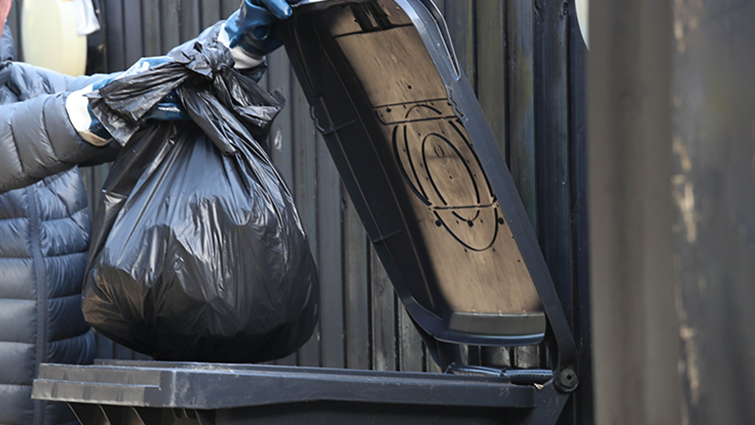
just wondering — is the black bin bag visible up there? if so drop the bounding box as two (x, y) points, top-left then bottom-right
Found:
(82, 25), (319, 363)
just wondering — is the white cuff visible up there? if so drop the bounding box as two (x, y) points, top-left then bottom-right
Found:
(218, 24), (266, 69)
(65, 85), (111, 147)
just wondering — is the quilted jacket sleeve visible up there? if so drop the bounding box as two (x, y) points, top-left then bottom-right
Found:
(0, 61), (122, 193)
(0, 92), (118, 193)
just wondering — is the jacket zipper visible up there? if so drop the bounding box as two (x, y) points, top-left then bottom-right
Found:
(27, 186), (48, 425)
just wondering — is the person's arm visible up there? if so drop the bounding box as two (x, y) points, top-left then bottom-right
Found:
(0, 91), (115, 192)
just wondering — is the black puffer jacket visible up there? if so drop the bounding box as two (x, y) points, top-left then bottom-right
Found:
(0, 26), (117, 425)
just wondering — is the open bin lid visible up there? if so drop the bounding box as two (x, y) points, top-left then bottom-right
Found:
(281, 0), (574, 355)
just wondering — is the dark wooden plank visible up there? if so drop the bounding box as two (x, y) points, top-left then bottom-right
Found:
(424, 344), (442, 373)
(562, 2), (591, 424)
(370, 247), (395, 371)
(398, 304), (424, 372)
(475, 0), (507, 155)
(123, 0), (143, 65)
(221, 0), (239, 17)
(267, 51), (294, 190)
(534, 0), (571, 319)
(443, 0), (475, 88)
(291, 77), (321, 368)
(179, 0), (201, 43)
(506, 0), (541, 369)
(142, 0), (162, 57)
(507, 0), (537, 228)
(199, 0), (222, 29)
(343, 196), (370, 370)
(483, 343), (511, 369)
(316, 133), (345, 369)
(160, 0), (181, 54)
(104, 0), (126, 70)
(513, 344), (540, 368)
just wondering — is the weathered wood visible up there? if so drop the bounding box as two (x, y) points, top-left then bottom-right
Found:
(104, 0), (125, 70)
(475, 0), (507, 155)
(267, 50), (295, 187)
(199, 0), (221, 29)
(159, 0), (181, 54)
(566, 1), (592, 423)
(535, 0), (571, 319)
(370, 246), (395, 371)
(123, 0), (143, 64)
(179, 0), (201, 43)
(316, 132), (345, 369)
(343, 196), (370, 370)
(398, 304), (424, 372)
(220, 0), (239, 17)
(292, 77), (321, 367)
(507, 0), (543, 370)
(141, 0), (162, 57)
(444, 0), (475, 88)
(507, 0), (537, 229)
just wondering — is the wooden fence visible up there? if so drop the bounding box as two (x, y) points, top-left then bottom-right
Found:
(8, 0), (590, 422)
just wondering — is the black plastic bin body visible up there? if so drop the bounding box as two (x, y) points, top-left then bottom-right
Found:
(33, 360), (566, 425)
(33, 0), (577, 424)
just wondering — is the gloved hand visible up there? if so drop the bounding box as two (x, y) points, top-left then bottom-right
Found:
(219, 0), (296, 69)
(66, 56), (189, 146)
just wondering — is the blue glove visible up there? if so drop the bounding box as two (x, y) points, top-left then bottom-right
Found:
(223, 0), (296, 59)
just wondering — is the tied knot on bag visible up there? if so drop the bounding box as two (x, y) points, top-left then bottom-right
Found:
(87, 23), (284, 155)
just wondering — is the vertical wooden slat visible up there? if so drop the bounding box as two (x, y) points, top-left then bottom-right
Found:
(444, 0), (475, 88)
(199, 0), (221, 29)
(568, 2), (592, 422)
(267, 52), (294, 186)
(142, 0), (162, 57)
(424, 345), (442, 373)
(123, 0), (143, 65)
(370, 247), (395, 371)
(475, 0), (507, 155)
(398, 305), (424, 371)
(316, 133), (345, 369)
(105, 0), (125, 70)
(507, 0), (541, 369)
(507, 0), (537, 228)
(160, 0), (181, 54)
(179, 0), (201, 43)
(535, 0), (571, 320)
(221, 0), (239, 17)
(292, 78), (321, 367)
(343, 197), (370, 370)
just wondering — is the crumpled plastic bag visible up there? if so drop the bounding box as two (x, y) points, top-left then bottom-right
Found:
(82, 24), (319, 363)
